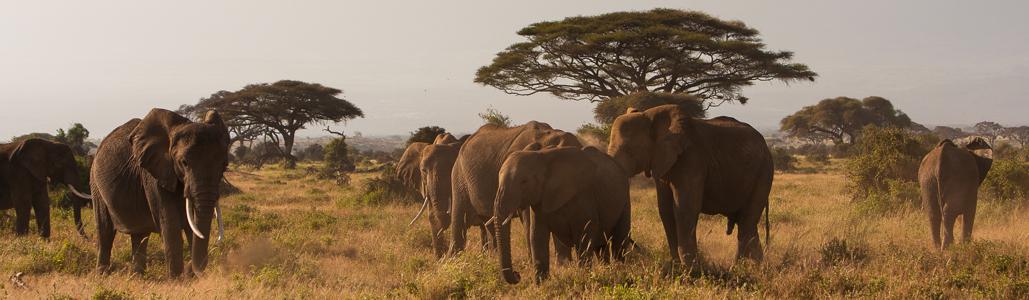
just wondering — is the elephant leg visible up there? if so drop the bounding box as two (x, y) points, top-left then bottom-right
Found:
(13, 196), (31, 236)
(654, 179), (679, 265)
(159, 197), (186, 277)
(130, 233), (149, 275)
(95, 199), (116, 274)
(529, 209), (550, 283)
(961, 205), (976, 243)
(610, 209), (632, 261)
(671, 183), (703, 269)
(927, 207), (942, 250)
(738, 190), (770, 261)
(941, 210), (959, 249)
(30, 191), (51, 238)
(553, 236), (573, 265)
(448, 188), (469, 256)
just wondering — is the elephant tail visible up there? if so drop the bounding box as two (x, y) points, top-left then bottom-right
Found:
(764, 200), (770, 248)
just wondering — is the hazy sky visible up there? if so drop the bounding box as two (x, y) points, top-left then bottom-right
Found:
(2, 0), (1027, 141)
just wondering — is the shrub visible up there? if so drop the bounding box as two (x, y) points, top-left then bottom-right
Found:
(478, 107), (511, 128)
(576, 123), (610, 149)
(981, 159), (1029, 204)
(353, 165), (417, 205)
(807, 151), (830, 165)
(845, 126), (932, 204)
(771, 148), (796, 172)
(408, 126), (447, 145)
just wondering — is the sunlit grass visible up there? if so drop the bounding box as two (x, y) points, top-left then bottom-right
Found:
(0, 161), (1026, 298)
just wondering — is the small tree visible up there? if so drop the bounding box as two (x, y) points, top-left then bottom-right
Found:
(932, 126), (966, 140)
(55, 123), (90, 156)
(1001, 126), (1029, 148)
(780, 96), (914, 145)
(479, 107), (512, 128)
(297, 144), (325, 162)
(845, 126), (934, 210)
(407, 126), (447, 145)
(323, 129), (355, 173)
(974, 121), (1004, 144)
(770, 148), (796, 172)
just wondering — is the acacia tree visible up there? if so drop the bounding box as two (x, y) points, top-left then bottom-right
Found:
(780, 96), (914, 145)
(184, 80), (364, 167)
(932, 126), (967, 140)
(974, 121), (1004, 144)
(407, 126), (447, 145)
(475, 9), (816, 110)
(1002, 126), (1029, 147)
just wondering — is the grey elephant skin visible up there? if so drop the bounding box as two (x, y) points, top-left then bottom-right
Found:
(90, 108), (229, 277)
(0, 138), (90, 238)
(494, 145), (632, 284)
(608, 104), (773, 266)
(449, 121), (580, 258)
(918, 138), (992, 250)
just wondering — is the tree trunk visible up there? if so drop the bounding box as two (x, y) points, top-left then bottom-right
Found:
(282, 132), (297, 169)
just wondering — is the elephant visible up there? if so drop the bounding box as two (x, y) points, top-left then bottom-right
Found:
(918, 138), (992, 250)
(449, 121), (580, 260)
(607, 104), (773, 267)
(493, 144), (632, 284)
(90, 108), (229, 276)
(396, 142), (430, 193)
(407, 133), (463, 257)
(0, 138), (93, 238)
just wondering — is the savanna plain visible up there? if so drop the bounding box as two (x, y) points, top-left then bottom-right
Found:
(1, 158), (1027, 299)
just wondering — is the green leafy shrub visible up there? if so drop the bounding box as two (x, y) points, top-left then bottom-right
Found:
(353, 166), (417, 205)
(478, 107), (511, 128)
(982, 159), (1029, 204)
(845, 126), (933, 206)
(771, 148), (796, 172)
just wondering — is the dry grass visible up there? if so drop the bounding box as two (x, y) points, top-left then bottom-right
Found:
(1, 161), (1027, 299)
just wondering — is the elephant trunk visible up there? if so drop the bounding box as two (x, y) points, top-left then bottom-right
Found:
(495, 187), (520, 284)
(190, 204), (215, 273)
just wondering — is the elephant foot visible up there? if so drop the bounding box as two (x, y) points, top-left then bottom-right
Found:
(96, 264), (113, 275)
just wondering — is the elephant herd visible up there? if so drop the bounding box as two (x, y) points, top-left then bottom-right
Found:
(396, 105), (775, 283)
(0, 104), (996, 284)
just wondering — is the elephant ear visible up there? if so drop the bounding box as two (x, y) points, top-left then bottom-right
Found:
(203, 110), (231, 147)
(973, 155), (993, 185)
(131, 109), (189, 191)
(10, 139), (49, 181)
(541, 150), (595, 213)
(648, 108), (686, 179)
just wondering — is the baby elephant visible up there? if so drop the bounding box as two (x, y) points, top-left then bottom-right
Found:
(493, 144), (631, 284)
(918, 138), (992, 250)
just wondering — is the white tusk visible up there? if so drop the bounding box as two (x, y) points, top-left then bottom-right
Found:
(67, 184), (92, 199)
(215, 205), (225, 243)
(483, 216), (497, 226)
(409, 197), (430, 226)
(185, 197), (206, 240)
(502, 215), (514, 226)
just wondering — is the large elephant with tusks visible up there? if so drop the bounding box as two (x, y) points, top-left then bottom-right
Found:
(91, 108), (229, 276)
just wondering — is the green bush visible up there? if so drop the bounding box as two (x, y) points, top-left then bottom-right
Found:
(353, 166), (418, 206)
(982, 159), (1029, 204)
(771, 148), (796, 172)
(845, 126), (933, 205)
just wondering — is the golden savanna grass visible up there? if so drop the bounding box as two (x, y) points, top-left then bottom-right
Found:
(1, 160), (1027, 298)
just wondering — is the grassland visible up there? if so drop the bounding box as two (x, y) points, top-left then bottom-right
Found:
(1, 160), (1027, 299)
